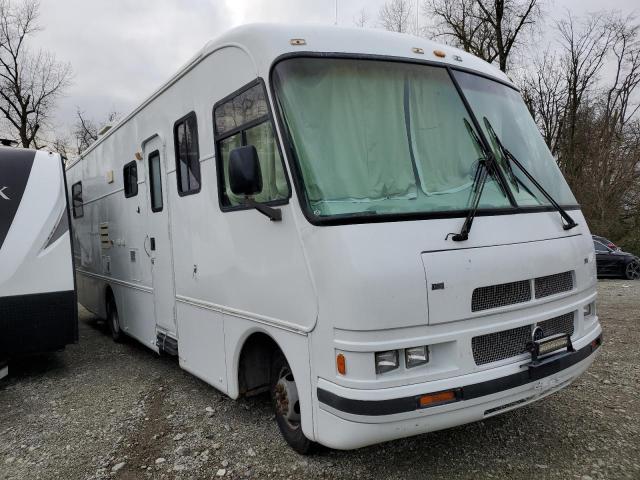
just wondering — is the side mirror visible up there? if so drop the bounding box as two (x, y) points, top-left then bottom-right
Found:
(227, 145), (282, 222)
(229, 145), (263, 196)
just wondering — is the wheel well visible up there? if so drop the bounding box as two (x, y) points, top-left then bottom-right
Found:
(238, 332), (281, 397)
(104, 286), (115, 317)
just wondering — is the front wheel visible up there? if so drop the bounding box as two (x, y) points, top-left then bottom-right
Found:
(625, 260), (640, 280)
(270, 352), (314, 454)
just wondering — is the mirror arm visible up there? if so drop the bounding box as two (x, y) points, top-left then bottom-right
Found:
(244, 197), (282, 222)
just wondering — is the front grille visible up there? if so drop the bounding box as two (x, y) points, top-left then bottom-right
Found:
(538, 312), (575, 337)
(471, 312), (575, 366)
(471, 325), (531, 365)
(471, 280), (532, 312)
(535, 271), (574, 298)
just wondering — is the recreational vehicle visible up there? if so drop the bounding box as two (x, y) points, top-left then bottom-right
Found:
(0, 147), (77, 372)
(66, 24), (602, 452)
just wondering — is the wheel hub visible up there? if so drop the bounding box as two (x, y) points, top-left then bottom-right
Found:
(274, 370), (300, 425)
(627, 261), (640, 280)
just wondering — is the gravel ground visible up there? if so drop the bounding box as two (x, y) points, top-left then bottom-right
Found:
(1, 280), (639, 480)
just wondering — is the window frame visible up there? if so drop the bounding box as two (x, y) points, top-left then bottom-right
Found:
(71, 181), (84, 218)
(173, 111), (201, 197)
(212, 77), (291, 213)
(123, 160), (138, 198)
(148, 150), (164, 213)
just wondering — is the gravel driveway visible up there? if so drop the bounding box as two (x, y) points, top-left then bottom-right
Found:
(1, 280), (639, 480)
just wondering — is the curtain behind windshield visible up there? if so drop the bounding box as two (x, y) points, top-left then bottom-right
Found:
(273, 58), (510, 217)
(275, 60), (416, 203)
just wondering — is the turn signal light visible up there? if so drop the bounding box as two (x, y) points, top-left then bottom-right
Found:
(336, 353), (346, 375)
(418, 390), (457, 408)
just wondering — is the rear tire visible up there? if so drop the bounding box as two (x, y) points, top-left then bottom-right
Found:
(106, 295), (124, 343)
(625, 260), (640, 280)
(270, 352), (315, 454)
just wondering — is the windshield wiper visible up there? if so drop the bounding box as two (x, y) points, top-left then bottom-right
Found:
(446, 119), (500, 242)
(483, 117), (578, 231)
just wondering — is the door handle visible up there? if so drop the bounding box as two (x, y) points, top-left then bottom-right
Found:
(143, 235), (151, 257)
(150, 237), (156, 251)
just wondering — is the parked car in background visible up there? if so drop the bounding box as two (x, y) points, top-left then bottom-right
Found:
(592, 234), (620, 251)
(593, 238), (640, 280)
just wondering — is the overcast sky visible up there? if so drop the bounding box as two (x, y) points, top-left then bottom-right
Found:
(33, 0), (638, 138)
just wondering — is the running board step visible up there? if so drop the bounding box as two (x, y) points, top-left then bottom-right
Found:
(156, 333), (178, 356)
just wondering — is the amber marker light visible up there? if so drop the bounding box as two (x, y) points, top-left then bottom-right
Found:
(336, 353), (346, 375)
(433, 49), (446, 58)
(418, 390), (457, 408)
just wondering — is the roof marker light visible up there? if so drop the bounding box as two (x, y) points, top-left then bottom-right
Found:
(433, 50), (446, 58)
(290, 38), (306, 46)
(412, 47), (424, 54)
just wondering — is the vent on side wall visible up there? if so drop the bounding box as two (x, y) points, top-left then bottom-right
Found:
(99, 222), (112, 249)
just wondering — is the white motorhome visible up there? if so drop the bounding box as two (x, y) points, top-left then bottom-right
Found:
(0, 147), (77, 371)
(66, 24), (601, 452)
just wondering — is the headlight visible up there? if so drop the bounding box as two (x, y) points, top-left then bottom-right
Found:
(375, 350), (399, 374)
(405, 346), (429, 368)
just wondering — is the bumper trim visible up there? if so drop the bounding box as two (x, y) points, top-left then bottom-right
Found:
(318, 335), (601, 417)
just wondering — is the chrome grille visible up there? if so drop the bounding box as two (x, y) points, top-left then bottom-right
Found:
(538, 312), (575, 336)
(535, 271), (574, 298)
(471, 312), (575, 366)
(471, 280), (531, 312)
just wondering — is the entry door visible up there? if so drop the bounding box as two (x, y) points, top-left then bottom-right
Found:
(144, 136), (177, 336)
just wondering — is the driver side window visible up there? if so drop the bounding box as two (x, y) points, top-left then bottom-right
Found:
(593, 241), (609, 253)
(213, 80), (290, 209)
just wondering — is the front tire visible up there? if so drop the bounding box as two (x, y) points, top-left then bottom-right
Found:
(270, 352), (314, 454)
(106, 295), (124, 343)
(625, 260), (640, 280)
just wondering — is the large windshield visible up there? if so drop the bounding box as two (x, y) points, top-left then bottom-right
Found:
(272, 58), (576, 220)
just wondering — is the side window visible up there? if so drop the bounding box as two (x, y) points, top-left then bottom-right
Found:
(123, 161), (138, 198)
(148, 151), (163, 212)
(71, 181), (83, 218)
(173, 112), (201, 195)
(213, 80), (289, 209)
(593, 241), (608, 253)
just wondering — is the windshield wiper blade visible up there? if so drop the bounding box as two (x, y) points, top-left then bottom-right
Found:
(447, 158), (489, 242)
(482, 117), (578, 231)
(446, 119), (500, 242)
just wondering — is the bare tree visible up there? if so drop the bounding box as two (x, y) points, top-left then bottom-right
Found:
(555, 12), (618, 179)
(522, 12), (640, 247)
(519, 50), (567, 156)
(74, 108), (119, 154)
(379, 0), (414, 34)
(354, 8), (369, 28)
(424, 0), (543, 72)
(0, 0), (72, 148)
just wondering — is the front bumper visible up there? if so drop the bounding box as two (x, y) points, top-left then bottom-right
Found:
(315, 326), (601, 450)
